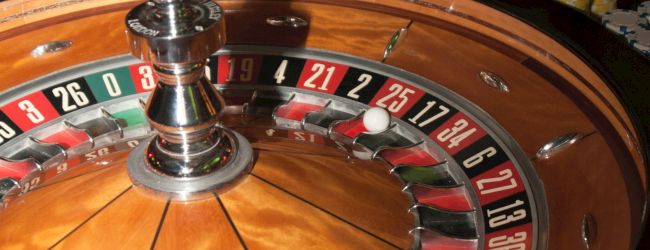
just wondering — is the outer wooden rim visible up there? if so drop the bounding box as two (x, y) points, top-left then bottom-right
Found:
(0, 0), (643, 174)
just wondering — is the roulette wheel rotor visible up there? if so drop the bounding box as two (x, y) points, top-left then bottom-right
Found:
(0, 1), (647, 249)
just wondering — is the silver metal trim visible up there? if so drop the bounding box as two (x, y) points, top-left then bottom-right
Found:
(409, 204), (478, 239)
(581, 213), (597, 249)
(383, 27), (408, 62)
(265, 16), (308, 28)
(536, 132), (582, 159)
(479, 71), (510, 92)
(31, 41), (73, 57)
(128, 129), (253, 200)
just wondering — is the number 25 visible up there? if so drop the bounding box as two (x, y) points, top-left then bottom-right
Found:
(376, 83), (415, 113)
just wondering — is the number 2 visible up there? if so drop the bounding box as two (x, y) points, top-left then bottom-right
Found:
(347, 73), (372, 99)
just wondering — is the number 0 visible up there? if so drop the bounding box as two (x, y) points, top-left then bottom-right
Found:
(102, 73), (122, 97)
(0, 122), (16, 143)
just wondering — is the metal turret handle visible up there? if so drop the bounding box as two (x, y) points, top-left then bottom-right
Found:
(126, 0), (237, 179)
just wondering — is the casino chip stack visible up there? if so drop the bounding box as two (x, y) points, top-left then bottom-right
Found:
(602, 9), (648, 34)
(639, 1), (650, 24)
(591, 0), (617, 16)
(626, 29), (650, 57)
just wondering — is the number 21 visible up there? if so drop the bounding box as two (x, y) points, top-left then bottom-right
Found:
(304, 63), (335, 90)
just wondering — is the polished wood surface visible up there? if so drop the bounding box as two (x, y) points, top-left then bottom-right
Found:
(0, 10), (132, 90)
(155, 199), (244, 250)
(220, 177), (398, 250)
(53, 187), (167, 249)
(252, 148), (412, 248)
(219, 1), (410, 62)
(384, 22), (595, 158)
(0, 0), (635, 155)
(0, 0), (138, 31)
(0, 145), (412, 249)
(0, 154), (132, 249)
(357, 0), (643, 171)
(535, 133), (634, 250)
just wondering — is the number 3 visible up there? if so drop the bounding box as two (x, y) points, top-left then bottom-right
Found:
(139, 65), (156, 90)
(18, 100), (44, 124)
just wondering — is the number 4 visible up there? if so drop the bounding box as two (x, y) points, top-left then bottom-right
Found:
(274, 60), (288, 84)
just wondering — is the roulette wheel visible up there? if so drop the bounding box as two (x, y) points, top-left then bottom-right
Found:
(0, 0), (648, 249)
